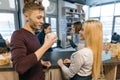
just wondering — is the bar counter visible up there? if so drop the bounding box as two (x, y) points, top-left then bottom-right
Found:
(1, 48), (120, 80)
(0, 47), (76, 80)
(103, 57), (120, 80)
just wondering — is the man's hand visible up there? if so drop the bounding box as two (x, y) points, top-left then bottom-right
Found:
(41, 60), (51, 68)
(57, 59), (64, 67)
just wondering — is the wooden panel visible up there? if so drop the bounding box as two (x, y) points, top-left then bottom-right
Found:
(0, 71), (19, 80)
(104, 65), (117, 80)
(45, 68), (63, 80)
(117, 65), (120, 79)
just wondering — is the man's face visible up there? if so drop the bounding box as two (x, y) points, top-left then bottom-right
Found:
(26, 10), (44, 30)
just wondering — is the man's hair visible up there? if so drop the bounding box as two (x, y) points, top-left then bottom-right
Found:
(23, 2), (44, 14)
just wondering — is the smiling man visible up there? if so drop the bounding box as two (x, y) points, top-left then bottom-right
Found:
(10, 2), (57, 80)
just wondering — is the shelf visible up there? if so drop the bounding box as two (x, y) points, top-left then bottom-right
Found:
(66, 12), (73, 14)
(61, 7), (81, 48)
(62, 7), (81, 28)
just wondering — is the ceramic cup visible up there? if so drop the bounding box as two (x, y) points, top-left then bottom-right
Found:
(46, 32), (57, 39)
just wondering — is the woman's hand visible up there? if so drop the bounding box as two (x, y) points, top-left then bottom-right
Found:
(41, 60), (51, 68)
(57, 59), (64, 67)
(63, 59), (71, 64)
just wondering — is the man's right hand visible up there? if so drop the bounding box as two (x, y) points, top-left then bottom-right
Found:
(44, 34), (58, 49)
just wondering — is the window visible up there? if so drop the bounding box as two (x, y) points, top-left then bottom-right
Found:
(0, 0), (16, 10)
(51, 18), (57, 32)
(114, 3), (120, 15)
(50, 18), (57, 47)
(89, 3), (119, 42)
(0, 13), (15, 41)
(0, 0), (18, 41)
(45, 17), (49, 23)
(101, 4), (114, 17)
(114, 17), (120, 34)
(89, 6), (100, 17)
(100, 16), (113, 42)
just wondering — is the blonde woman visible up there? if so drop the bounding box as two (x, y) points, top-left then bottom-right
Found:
(57, 20), (103, 80)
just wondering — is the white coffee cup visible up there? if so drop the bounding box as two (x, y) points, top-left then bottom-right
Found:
(46, 32), (57, 39)
(67, 35), (72, 40)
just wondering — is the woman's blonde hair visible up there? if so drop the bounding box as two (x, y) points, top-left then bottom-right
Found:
(83, 20), (103, 80)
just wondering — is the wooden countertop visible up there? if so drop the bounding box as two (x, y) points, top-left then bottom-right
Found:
(3, 48), (120, 71)
(103, 57), (120, 65)
(0, 63), (14, 71)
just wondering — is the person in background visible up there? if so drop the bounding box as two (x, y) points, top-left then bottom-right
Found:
(67, 21), (85, 50)
(0, 34), (6, 47)
(58, 20), (103, 80)
(10, 2), (57, 80)
(72, 21), (82, 44)
(37, 23), (52, 52)
(111, 32), (120, 43)
(0, 34), (10, 52)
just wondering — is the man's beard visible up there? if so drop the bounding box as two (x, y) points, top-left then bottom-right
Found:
(28, 18), (38, 30)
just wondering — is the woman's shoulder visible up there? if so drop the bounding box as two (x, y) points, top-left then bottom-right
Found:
(73, 48), (92, 56)
(76, 48), (90, 52)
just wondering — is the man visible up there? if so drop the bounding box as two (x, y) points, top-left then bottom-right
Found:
(111, 32), (120, 43)
(10, 2), (57, 80)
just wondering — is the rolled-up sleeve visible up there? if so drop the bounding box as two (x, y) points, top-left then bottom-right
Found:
(61, 52), (84, 78)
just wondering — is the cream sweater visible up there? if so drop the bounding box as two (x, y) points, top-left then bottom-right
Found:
(61, 48), (93, 79)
